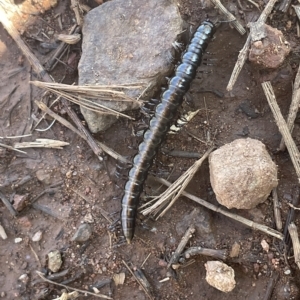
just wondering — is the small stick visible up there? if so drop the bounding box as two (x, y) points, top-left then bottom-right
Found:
(0, 142), (27, 154)
(122, 260), (154, 300)
(14, 139), (69, 149)
(227, 0), (278, 91)
(141, 253), (151, 268)
(36, 271), (112, 299)
(0, 190), (18, 216)
(35, 100), (104, 161)
(167, 225), (195, 269)
(210, 0), (246, 35)
(279, 65), (300, 151)
(272, 188), (282, 231)
(151, 176), (284, 240)
(288, 223), (300, 270)
(141, 146), (214, 218)
(283, 191), (299, 247)
(182, 246), (227, 261)
(0, 134), (32, 139)
(262, 81), (300, 181)
(47, 269), (69, 281)
(29, 244), (42, 268)
(165, 150), (202, 159)
(263, 272), (279, 300)
(45, 24), (77, 71)
(133, 269), (154, 297)
(70, 0), (82, 27)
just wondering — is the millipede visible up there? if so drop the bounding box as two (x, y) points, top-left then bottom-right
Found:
(121, 20), (215, 243)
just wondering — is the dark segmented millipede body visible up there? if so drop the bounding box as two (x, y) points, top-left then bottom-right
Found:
(121, 20), (215, 243)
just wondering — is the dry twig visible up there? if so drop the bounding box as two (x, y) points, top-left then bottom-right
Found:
(279, 65), (300, 151)
(151, 176), (283, 240)
(272, 188), (282, 231)
(262, 81), (300, 181)
(36, 271), (112, 299)
(122, 260), (154, 300)
(14, 139), (69, 149)
(182, 246), (227, 260)
(288, 223), (300, 270)
(168, 225), (195, 269)
(210, 0), (246, 35)
(227, 0), (278, 91)
(141, 146), (214, 218)
(263, 272), (279, 300)
(0, 190), (18, 216)
(31, 81), (140, 119)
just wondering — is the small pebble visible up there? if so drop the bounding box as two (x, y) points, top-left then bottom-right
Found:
(48, 250), (62, 272)
(36, 169), (51, 185)
(15, 238), (23, 243)
(71, 223), (92, 242)
(66, 171), (72, 178)
(229, 242), (240, 258)
(32, 230), (43, 242)
(0, 292), (6, 297)
(13, 194), (29, 212)
(18, 274), (29, 283)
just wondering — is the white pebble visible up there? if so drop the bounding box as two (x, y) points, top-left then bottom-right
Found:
(14, 238), (23, 243)
(32, 230), (43, 242)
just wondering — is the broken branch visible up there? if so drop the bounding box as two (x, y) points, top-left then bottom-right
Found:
(151, 176), (283, 240)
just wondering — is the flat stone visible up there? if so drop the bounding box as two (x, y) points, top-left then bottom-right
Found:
(78, 0), (183, 132)
(209, 138), (278, 209)
(249, 24), (290, 69)
(71, 223), (92, 242)
(205, 261), (236, 293)
(48, 250), (62, 273)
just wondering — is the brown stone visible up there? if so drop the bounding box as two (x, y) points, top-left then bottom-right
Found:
(249, 24), (290, 69)
(209, 138), (278, 209)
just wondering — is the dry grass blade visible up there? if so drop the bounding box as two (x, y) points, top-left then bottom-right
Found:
(31, 81), (143, 119)
(152, 176), (283, 240)
(14, 139), (69, 149)
(262, 81), (300, 181)
(57, 33), (81, 44)
(36, 271), (112, 299)
(141, 146), (214, 218)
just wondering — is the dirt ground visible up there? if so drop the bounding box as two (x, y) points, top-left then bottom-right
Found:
(0, 0), (300, 299)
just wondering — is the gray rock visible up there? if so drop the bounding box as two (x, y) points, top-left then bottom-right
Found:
(209, 138), (278, 209)
(78, 0), (183, 132)
(71, 223), (92, 242)
(47, 250), (62, 273)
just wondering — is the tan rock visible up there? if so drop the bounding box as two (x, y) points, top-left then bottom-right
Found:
(209, 138), (278, 209)
(205, 261), (236, 292)
(249, 24), (290, 69)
